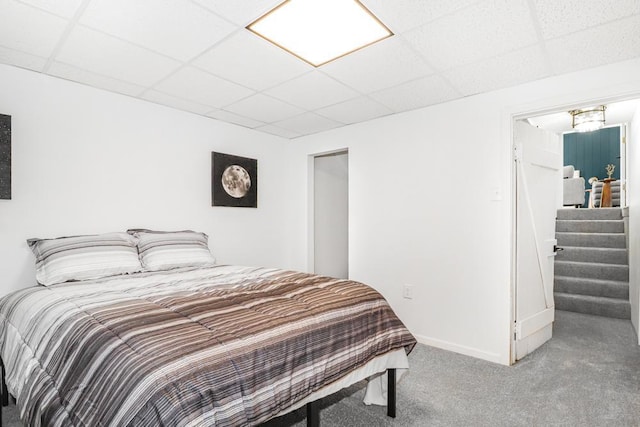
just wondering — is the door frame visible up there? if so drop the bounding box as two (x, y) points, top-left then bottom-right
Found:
(307, 148), (349, 275)
(508, 92), (640, 364)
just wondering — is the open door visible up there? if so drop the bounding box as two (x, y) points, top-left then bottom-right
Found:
(513, 120), (562, 363)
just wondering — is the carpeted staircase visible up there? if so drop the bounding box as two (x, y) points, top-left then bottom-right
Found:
(554, 208), (630, 319)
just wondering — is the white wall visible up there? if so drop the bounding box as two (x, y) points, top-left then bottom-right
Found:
(4, 56), (640, 364)
(314, 152), (348, 279)
(628, 105), (640, 340)
(0, 64), (289, 294)
(283, 57), (640, 365)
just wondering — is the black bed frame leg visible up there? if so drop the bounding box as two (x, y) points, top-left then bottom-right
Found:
(1, 357), (6, 427)
(1, 359), (7, 407)
(387, 368), (396, 418)
(306, 400), (319, 427)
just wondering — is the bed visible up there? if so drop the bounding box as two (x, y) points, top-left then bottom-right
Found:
(0, 230), (416, 426)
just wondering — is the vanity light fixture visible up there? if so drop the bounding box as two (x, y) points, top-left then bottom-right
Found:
(247, 0), (393, 67)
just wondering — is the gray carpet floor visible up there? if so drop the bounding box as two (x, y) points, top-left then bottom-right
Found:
(3, 310), (639, 426)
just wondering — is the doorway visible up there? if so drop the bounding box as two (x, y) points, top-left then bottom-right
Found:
(512, 97), (640, 363)
(313, 150), (348, 279)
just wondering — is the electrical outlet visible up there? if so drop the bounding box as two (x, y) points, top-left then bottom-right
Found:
(402, 284), (413, 299)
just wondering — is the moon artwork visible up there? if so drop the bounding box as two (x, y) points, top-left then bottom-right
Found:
(222, 165), (251, 198)
(212, 152), (257, 208)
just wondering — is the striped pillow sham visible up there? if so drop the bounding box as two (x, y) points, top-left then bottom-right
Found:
(127, 230), (216, 271)
(28, 232), (143, 286)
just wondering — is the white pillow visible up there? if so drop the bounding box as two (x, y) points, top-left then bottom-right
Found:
(28, 232), (143, 286)
(127, 229), (216, 271)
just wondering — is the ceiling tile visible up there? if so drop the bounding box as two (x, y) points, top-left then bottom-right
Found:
(273, 112), (343, 135)
(404, 0), (538, 71)
(370, 74), (461, 113)
(16, 0), (84, 18)
(316, 96), (393, 124)
(190, 0), (281, 26)
(141, 89), (213, 115)
(362, 0), (479, 33)
(193, 30), (311, 91)
(265, 71), (359, 110)
(206, 109), (266, 129)
(153, 66), (254, 108)
(254, 124), (301, 139)
(49, 61), (147, 96)
(224, 93), (304, 123)
(445, 45), (552, 96)
(531, 0), (640, 40)
(80, 0), (237, 61)
(321, 36), (433, 93)
(0, 0), (68, 58)
(545, 15), (640, 75)
(0, 46), (47, 72)
(56, 26), (182, 86)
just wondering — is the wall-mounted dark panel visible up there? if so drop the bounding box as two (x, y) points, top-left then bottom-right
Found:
(0, 114), (10, 200)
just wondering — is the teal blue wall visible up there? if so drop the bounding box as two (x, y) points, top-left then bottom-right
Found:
(563, 126), (620, 207)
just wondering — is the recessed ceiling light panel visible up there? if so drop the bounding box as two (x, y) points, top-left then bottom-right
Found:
(247, 0), (393, 67)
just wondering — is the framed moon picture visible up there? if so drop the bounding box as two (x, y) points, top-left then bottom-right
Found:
(211, 152), (257, 208)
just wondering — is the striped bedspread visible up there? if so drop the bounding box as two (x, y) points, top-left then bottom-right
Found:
(0, 265), (416, 426)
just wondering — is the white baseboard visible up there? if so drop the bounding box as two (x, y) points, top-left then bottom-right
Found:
(413, 333), (507, 366)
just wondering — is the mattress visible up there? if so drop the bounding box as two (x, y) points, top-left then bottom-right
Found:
(0, 265), (416, 426)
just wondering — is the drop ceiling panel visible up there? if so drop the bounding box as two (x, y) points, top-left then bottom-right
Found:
(316, 96), (393, 125)
(49, 61), (146, 96)
(321, 37), (433, 93)
(404, 0), (538, 71)
(141, 90), (214, 115)
(370, 75), (461, 113)
(273, 112), (343, 135)
(190, 0), (281, 26)
(255, 124), (302, 139)
(1, 0), (640, 139)
(362, 0), (479, 33)
(17, 0), (84, 18)
(153, 66), (254, 108)
(0, 0), (68, 58)
(265, 71), (359, 110)
(56, 26), (182, 86)
(445, 45), (551, 96)
(80, 0), (237, 61)
(193, 30), (311, 91)
(206, 109), (265, 129)
(0, 46), (47, 72)
(224, 93), (304, 123)
(532, 0), (640, 40)
(546, 15), (640, 74)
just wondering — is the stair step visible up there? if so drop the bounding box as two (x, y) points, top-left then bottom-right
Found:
(557, 208), (622, 221)
(554, 276), (629, 299)
(555, 246), (628, 265)
(556, 232), (626, 249)
(554, 292), (630, 319)
(554, 261), (628, 281)
(555, 219), (624, 233)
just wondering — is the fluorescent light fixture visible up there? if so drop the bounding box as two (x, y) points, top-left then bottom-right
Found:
(247, 0), (393, 67)
(569, 106), (606, 132)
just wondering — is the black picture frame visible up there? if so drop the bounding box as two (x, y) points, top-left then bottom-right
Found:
(211, 152), (257, 208)
(0, 114), (11, 200)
